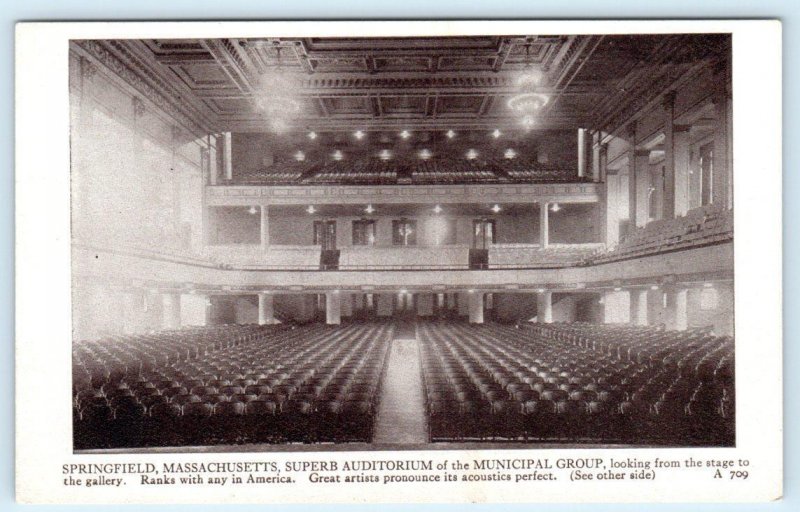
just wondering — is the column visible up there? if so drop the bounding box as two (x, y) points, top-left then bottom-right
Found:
(161, 293), (181, 329)
(665, 287), (688, 331)
(539, 202), (549, 248)
(674, 127), (691, 216)
(634, 151), (651, 227)
(222, 132), (233, 181)
(577, 128), (587, 178)
(353, 293), (365, 311)
(603, 290), (631, 324)
(712, 81), (731, 209)
(258, 293), (275, 325)
(630, 289), (649, 326)
(537, 291), (553, 324)
(260, 205), (269, 249)
(626, 125), (638, 230)
(208, 134), (218, 186)
(468, 292), (485, 324)
(662, 91), (677, 219)
(325, 292), (341, 325)
(605, 172), (620, 246)
(591, 131), (601, 182)
(416, 293), (434, 317)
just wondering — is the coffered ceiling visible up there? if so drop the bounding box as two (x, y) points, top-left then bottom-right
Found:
(77, 34), (730, 135)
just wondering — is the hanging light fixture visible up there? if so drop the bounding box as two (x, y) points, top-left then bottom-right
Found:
(248, 206), (258, 215)
(507, 41), (549, 130)
(365, 204), (375, 214)
(253, 44), (302, 133)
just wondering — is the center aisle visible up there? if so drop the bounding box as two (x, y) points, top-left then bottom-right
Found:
(372, 332), (428, 444)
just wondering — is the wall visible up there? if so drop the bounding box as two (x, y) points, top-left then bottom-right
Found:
(687, 285), (734, 336)
(70, 46), (210, 338)
(549, 203), (602, 243)
(493, 293), (538, 323)
(551, 294), (579, 322)
(273, 294), (318, 323)
(268, 211), (540, 247)
(208, 207), (261, 245)
(180, 294), (208, 327)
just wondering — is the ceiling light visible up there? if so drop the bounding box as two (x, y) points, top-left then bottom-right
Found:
(504, 148), (517, 159)
(537, 288), (545, 293)
(468, 289), (475, 294)
(614, 287), (622, 292)
(306, 205), (316, 214)
(354, 130), (365, 140)
(248, 206), (258, 215)
(703, 282), (714, 288)
(466, 149), (478, 160)
(308, 131), (317, 140)
(446, 130), (456, 139)
(400, 130), (411, 140)
(294, 151), (305, 162)
(400, 289), (408, 294)
(379, 149), (392, 161)
(492, 129), (502, 139)
(521, 115), (536, 130)
(332, 150), (343, 161)
(365, 204), (375, 214)
(491, 204), (501, 213)
(419, 149), (432, 160)
(550, 203), (561, 212)
(516, 69), (544, 89)
(433, 205), (442, 214)
(508, 92), (549, 113)
(650, 285), (660, 290)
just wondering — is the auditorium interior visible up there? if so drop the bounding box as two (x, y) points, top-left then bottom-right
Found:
(69, 34), (734, 451)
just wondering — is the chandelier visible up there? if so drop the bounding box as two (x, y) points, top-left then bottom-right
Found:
(507, 41), (549, 130)
(253, 45), (302, 133)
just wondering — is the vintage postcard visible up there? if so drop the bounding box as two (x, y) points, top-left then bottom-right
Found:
(15, 20), (781, 503)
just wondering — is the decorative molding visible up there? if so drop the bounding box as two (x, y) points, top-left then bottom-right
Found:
(75, 40), (210, 136)
(79, 56), (97, 82)
(131, 96), (146, 120)
(206, 183), (602, 205)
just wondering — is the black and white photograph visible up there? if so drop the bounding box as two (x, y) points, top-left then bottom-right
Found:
(68, 32), (736, 452)
(14, 19), (784, 504)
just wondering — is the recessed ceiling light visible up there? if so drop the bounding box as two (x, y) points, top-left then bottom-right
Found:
(492, 129), (502, 139)
(294, 150), (305, 161)
(365, 204), (375, 214)
(491, 204), (501, 213)
(433, 205), (442, 214)
(400, 130), (411, 140)
(307, 131), (317, 140)
(550, 203), (561, 212)
(306, 205), (316, 214)
(446, 130), (456, 139)
(419, 149), (432, 160)
(332, 150), (343, 161)
(504, 148), (517, 159)
(466, 149), (478, 160)
(354, 130), (365, 140)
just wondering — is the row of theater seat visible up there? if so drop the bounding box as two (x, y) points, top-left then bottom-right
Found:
(73, 322), (393, 449)
(229, 157), (580, 185)
(418, 321), (734, 445)
(588, 205), (733, 264)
